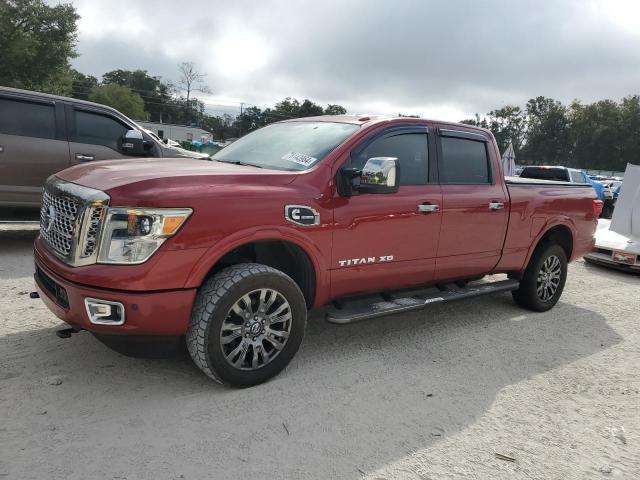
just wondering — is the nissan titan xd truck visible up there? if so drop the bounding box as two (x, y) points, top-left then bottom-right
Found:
(33, 116), (601, 386)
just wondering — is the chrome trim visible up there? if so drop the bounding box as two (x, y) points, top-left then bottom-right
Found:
(417, 204), (439, 213)
(84, 298), (125, 325)
(284, 205), (320, 226)
(40, 176), (110, 267)
(489, 201), (505, 210)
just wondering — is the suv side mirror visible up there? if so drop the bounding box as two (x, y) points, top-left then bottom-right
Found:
(121, 129), (145, 155)
(358, 157), (400, 194)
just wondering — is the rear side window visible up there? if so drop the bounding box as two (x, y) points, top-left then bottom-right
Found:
(72, 110), (129, 151)
(440, 137), (490, 184)
(352, 133), (428, 185)
(0, 98), (56, 139)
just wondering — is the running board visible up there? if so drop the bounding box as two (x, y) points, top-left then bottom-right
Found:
(326, 279), (519, 324)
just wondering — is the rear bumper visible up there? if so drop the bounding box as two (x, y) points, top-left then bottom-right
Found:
(34, 250), (197, 335)
(584, 252), (640, 273)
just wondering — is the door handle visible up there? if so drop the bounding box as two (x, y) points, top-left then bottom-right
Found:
(75, 153), (95, 162)
(417, 203), (440, 213)
(489, 201), (505, 210)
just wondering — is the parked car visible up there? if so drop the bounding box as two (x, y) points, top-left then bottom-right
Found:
(0, 86), (207, 209)
(520, 166), (614, 217)
(33, 116), (600, 386)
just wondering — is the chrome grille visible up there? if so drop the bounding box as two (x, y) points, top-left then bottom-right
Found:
(39, 177), (110, 266)
(82, 206), (105, 257)
(40, 190), (80, 256)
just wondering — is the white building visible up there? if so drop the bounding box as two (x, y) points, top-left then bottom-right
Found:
(135, 121), (213, 143)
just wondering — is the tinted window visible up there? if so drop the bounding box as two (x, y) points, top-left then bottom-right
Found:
(72, 110), (128, 151)
(520, 167), (569, 182)
(352, 133), (428, 185)
(440, 137), (490, 184)
(0, 98), (56, 139)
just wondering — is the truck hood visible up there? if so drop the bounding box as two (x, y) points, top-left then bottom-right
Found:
(57, 158), (297, 192)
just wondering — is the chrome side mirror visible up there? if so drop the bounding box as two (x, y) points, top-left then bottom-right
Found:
(358, 157), (400, 194)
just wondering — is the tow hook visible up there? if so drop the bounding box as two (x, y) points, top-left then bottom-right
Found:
(29, 291), (40, 299)
(56, 327), (83, 339)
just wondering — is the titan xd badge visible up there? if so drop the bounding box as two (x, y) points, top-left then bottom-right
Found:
(285, 205), (320, 226)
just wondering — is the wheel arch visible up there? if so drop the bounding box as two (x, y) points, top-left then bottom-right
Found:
(524, 222), (575, 272)
(185, 230), (324, 308)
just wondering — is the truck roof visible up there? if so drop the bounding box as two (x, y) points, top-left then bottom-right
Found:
(283, 115), (494, 135)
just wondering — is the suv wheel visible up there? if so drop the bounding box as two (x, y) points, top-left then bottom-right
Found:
(512, 244), (568, 312)
(186, 263), (307, 387)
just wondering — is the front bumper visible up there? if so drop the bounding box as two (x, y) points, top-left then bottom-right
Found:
(34, 250), (197, 335)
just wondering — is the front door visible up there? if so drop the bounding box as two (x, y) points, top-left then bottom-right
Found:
(67, 106), (134, 164)
(434, 127), (509, 280)
(331, 126), (443, 298)
(0, 96), (70, 207)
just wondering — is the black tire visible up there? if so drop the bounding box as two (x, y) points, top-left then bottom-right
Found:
(512, 244), (568, 312)
(186, 263), (307, 387)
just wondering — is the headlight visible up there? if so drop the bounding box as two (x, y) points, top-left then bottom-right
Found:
(97, 207), (192, 264)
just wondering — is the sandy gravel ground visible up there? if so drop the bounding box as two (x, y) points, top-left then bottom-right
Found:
(1, 225), (639, 479)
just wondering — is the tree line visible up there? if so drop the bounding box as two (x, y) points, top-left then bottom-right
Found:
(2, 0), (639, 169)
(462, 95), (640, 172)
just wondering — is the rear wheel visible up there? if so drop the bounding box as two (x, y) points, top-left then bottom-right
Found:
(512, 244), (567, 312)
(186, 263), (307, 387)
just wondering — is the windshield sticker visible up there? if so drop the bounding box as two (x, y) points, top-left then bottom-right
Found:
(282, 151), (317, 167)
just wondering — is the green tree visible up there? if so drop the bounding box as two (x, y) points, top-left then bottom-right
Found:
(0, 0), (79, 94)
(520, 96), (571, 166)
(570, 99), (622, 171)
(102, 69), (175, 122)
(88, 84), (148, 120)
(324, 104), (347, 115)
(70, 69), (98, 100)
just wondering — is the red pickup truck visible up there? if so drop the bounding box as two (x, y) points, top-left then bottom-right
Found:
(33, 116), (601, 386)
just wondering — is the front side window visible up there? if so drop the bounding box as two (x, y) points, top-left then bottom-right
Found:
(213, 121), (359, 171)
(0, 98), (56, 139)
(440, 137), (490, 184)
(351, 133), (428, 185)
(72, 110), (129, 151)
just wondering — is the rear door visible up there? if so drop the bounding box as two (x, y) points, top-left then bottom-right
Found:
(434, 127), (509, 280)
(66, 105), (139, 164)
(0, 95), (70, 207)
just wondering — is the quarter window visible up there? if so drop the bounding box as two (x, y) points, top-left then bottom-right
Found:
(72, 110), (129, 151)
(0, 98), (56, 139)
(352, 133), (428, 185)
(440, 137), (490, 184)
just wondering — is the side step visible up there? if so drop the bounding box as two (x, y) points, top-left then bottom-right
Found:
(326, 278), (519, 324)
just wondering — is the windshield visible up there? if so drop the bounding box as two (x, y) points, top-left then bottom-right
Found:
(212, 121), (359, 171)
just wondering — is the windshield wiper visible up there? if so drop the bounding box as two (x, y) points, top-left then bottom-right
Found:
(216, 159), (263, 168)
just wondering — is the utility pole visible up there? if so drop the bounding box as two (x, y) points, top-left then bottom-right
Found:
(239, 102), (245, 137)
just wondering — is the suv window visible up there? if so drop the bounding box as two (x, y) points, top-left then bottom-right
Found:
(72, 110), (129, 151)
(352, 133), (428, 185)
(0, 98), (56, 139)
(440, 137), (490, 184)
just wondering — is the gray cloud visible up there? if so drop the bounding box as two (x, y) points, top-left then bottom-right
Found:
(61, 0), (640, 120)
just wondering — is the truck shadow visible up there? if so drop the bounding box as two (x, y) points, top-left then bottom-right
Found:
(2, 293), (622, 478)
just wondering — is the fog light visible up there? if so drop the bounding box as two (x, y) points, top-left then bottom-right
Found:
(84, 298), (125, 325)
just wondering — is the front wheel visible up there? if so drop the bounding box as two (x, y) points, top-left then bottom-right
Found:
(186, 263), (307, 387)
(512, 244), (568, 312)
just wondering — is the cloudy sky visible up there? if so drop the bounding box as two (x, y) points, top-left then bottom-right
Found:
(56, 0), (640, 120)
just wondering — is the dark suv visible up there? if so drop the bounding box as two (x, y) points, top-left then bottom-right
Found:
(0, 86), (205, 208)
